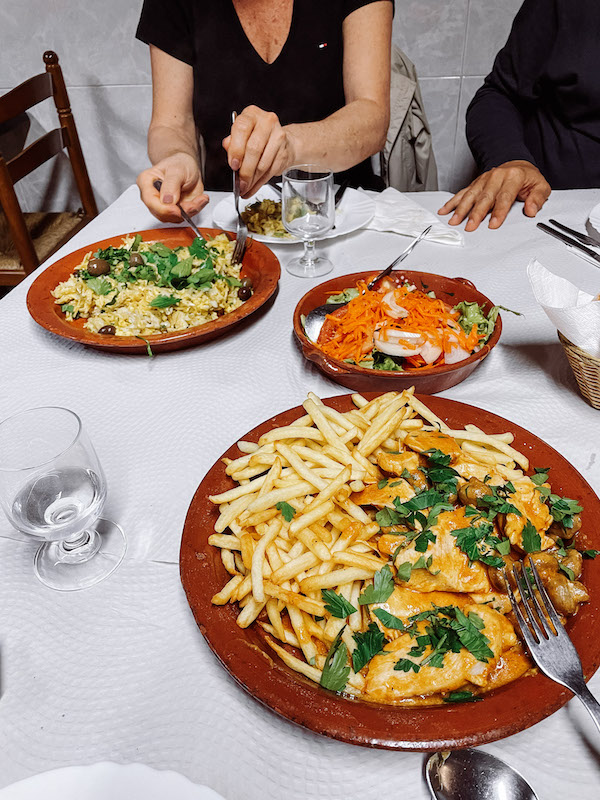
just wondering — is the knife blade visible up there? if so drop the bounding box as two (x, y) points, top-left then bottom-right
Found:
(548, 219), (600, 247)
(537, 222), (600, 267)
(334, 179), (349, 209)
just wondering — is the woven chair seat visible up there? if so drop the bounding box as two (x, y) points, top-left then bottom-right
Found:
(0, 209), (86, 274)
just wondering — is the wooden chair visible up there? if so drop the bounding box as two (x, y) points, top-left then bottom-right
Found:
(0, 51), (98, 286)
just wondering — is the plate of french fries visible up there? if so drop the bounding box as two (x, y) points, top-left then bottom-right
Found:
(180, 390), (600, 750)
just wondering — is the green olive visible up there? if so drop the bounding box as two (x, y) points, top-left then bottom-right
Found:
(457, 478), (493, 507)
(87, 257), (110, 276)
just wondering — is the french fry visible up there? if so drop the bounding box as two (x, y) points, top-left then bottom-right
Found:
(251, 519), (281, 602)
(236, 598), (265, 628)
(237, 440), (260, 454)
(221, 548), (237, 575)
(263, 581), (325, 615)
(208, 533), (241, 551)
(267, 636), (323, 683)
(212, 574), (244, 605)
(300, 567), (375, 593)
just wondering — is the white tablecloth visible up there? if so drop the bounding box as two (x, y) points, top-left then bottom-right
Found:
(1, 185), (599, 799)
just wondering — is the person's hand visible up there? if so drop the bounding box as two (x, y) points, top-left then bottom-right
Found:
(438, 160), (551, 231)
(136, 152), (209, 223)
(223, 106), (296, 197)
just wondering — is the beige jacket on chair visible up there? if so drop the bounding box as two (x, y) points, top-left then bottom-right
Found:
(380, 46), (438, 192)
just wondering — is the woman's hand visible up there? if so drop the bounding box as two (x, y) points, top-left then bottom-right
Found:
(137, 152), (208, 223)
(438, 160), (551, 231)
(222, 106), (296, 197)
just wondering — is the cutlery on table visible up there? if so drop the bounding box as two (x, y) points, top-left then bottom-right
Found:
(302, 225), (432, 343)
(153, 179), (205, 241)
(426, 750), (539, 800)
(537, 222), (600, 267)
(506, 558), (600, 733)
(548, 218), (600, 247)
(231, 111), (248, 264)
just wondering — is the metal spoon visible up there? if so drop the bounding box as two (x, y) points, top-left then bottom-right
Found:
(302, 225), (432, 343)
(426, 750), (539, 800)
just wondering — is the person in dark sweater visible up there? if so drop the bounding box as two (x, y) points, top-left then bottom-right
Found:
(438, 0), (600, 231)
(135, 0), (392, 223)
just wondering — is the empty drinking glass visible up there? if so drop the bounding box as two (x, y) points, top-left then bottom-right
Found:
(0, 407), (126, 591)
(282, 165), (334, 277)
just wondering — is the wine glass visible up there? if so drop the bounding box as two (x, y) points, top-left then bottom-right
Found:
(0, 407), (126, 591)
(282, 164), (334, 277)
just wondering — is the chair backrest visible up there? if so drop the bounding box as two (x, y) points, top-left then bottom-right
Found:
(0, 51), (97, 276)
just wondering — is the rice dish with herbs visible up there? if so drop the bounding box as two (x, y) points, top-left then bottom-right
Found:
(52, 233), (245, 337)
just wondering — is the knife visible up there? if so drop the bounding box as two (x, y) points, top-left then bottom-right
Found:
(537, 222), (600, 267)
(334, 179), (349, 209)
(548, 218), (600, 247)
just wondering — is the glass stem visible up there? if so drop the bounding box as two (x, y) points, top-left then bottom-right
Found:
(301, 239), (316, 267)
(56, 527), (102, 564)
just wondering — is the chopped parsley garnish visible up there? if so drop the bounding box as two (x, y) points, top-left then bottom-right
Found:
(352, 623), (387, 672)
(86, 277), (113, 295)
(378, 479), (389, 489)
(60, 303), (74, 314)
(583, 549), (599, 559)
(321, 589), (357, 619)
(149, 294), (181, 309)
(396, 561), (413, 582)
(275, 501), (296, 522)
(373, 608), (406, 631)
(319, 629), (350, 692)
(451, 520), (505, 568)
(444, 690), (483, 703)
(521, 520), (542, 553)
(394, 658), (421, 673)
(358, 565), (395, 605)
(559, 564), (575, 581)
(547, 495), (583, 529)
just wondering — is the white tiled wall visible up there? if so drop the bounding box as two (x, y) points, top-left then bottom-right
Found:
(0, 0), (524, 210)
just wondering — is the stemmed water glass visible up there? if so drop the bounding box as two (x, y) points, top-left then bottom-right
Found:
(282, 165), (335, 277)
(0, 406), (126, 591)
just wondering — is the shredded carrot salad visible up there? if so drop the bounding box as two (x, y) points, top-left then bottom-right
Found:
(316, 282), (483, 368)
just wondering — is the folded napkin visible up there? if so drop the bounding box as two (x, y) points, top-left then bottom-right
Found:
(365, 187), (464, 246)
(527, 258), (600, 357)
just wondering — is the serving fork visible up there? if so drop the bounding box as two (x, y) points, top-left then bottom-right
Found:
(231, 111), (248, 265)
(506, 559), (600, 733)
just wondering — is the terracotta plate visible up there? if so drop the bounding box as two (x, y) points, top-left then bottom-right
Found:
(180, 393), (600, 750)
(293, 271), (502, 394)
(27, 228), (280, 354)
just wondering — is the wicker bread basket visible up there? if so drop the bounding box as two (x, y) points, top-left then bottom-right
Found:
(558, 331), (600, 409)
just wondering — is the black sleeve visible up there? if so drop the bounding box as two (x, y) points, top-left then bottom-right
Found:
(343, 0), (394, 19)
(466, 0), (558, 172)
(136, 0), (195, 66)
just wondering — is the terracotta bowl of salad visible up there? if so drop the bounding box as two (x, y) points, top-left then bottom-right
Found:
(293, 270), (502, 394)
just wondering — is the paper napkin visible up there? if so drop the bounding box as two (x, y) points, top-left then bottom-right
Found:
(527, 258), (600, 357)
(365, 187), (464, 246)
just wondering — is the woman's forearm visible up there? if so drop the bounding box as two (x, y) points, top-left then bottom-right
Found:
(284, 98), (388, 172)
(147, 122), (199, 166)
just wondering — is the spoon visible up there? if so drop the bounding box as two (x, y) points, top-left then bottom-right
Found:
(302, 224), (432, 343)
(426, 750), (539, 800)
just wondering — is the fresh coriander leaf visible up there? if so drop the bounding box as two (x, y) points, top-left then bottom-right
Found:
(171, 257), (193, 278)
(378, 479), (389, 489)
(150, 242), (172, 257)
(352, 623), (387, 672)
(322, 589), (357, 619)
(401, 468), (412, 480)
(86, 277), (113, 295)
(149, 294), (181, 309)
(395, 561), (413, 582)
(390, 480), (404, 487)
(375, 507), (395, 527)
(189, 236), (208, 257)
(583, 549), (600, 559)
(531, 468), (550, 486)
(496, 538), (511, 556)
(548, 496), (583, 528)
(413, 555), (427, 570)
(422, 449), (452, 467)
(444, 691), (483, 704)
(61, 303), (74, 314)
(451, 608), (494, 662)
(320, 630), (350, 692)
(373, 608), (406, 631)
(358, 565), (395, 605)
(394, 658), (421, 673)
(521, 520), (542, 553)
(131, 233), (142, 251)
(275, 501), (296, 522)
(559, 564), (575, 581)
(414, 530), (437, 553)
(224, 275), (242, 287)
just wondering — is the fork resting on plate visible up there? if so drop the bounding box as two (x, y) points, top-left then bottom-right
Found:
(506, 558), (600, 733)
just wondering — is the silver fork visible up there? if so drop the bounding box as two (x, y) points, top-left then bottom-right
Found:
(231, 111), (248, 265)
(506, 559), (600, 733)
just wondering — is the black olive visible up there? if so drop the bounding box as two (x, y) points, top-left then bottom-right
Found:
(238, 286), (252, 301)
(98, 325), (116, 335)
(129, 252), (144, 267)
(73, 270), (80, 277)
(240, 277), (253, 289)
(88, 258), (110, 276)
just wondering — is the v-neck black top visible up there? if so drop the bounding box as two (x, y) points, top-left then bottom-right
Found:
(466, 0), (600, 188)
(137, 0), (391, 190)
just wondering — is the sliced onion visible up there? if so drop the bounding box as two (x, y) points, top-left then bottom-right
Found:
(373, 328), (423, 357)
(381, 291), (408, 320)
(445, 344), (472, 364)
(420, 340), (443, 365)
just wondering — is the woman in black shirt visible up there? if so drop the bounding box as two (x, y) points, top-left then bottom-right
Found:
(439, 0), (600, 231)
(136, 0), (393, 222)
